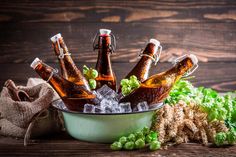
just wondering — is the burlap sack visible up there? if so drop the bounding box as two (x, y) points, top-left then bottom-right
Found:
(0, 78), (63, 145)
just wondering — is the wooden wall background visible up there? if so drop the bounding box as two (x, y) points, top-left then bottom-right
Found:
(0, 0), (235, 92)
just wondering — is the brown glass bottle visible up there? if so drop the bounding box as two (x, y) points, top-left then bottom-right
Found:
(118, 39), (162, 93)
(50, 33), (90, 91)
(30, 58), (96, 111)
(119, 54), (198, 108)
(94, 29), (116, 91)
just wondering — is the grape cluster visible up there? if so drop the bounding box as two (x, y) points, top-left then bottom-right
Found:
(83, 65), (98, 89)
(120, 75), (140, 96)
(110, 127), (161, 151)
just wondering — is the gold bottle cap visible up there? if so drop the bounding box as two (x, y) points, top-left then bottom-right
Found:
(50, 33), (62, 43)
(30, 57), (41, 69)
(99, 29), (111, 35)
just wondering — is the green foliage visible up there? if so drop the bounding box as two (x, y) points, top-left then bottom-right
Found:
(165, 80), (236, 126)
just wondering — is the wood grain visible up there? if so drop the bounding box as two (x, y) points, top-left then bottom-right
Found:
(0, 1), (236, 23)
(0, 62), (235, 92)
(0, 22), (236, 63)
(0, 1), (236, 156)
(0, 134), (235, 157)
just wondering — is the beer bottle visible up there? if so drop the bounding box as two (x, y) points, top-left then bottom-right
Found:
(118, 39), (162, 93)
(125, 39), (162, 82)
(30, 58), (96, 111)
(93, 29), (117, 91)
(119, 54), (198, 108)
(50, 33), (90, 91)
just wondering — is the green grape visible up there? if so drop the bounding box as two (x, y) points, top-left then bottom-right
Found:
(149, 141), (161, 151)
(142, 127), (150, 135)
(214, 132), (227, 146)
(110, 141), (122, 151)
(90, 69), (98, 79)
(119, 136), (127, 145)
(83, 65), (89, 75)
(128, 134), (136, 141)
(135, 138), (145, 149)
(227, 130), (236, 145)
(124, 141), (134, 150)
(89, 79), (96, 89)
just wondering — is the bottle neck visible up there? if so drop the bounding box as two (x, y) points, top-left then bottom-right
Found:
(126, 43), (157, 81)
(95, 35), (113, 76)
(52, 37), (88, 86)
(168, 57), (194, 76)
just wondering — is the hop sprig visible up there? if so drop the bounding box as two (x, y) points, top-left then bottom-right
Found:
(83, 65), (98, 89)
(120, 75), (140, 96)
(110, 127), (161, 151)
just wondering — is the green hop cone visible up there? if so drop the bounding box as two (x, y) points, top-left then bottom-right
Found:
(83, 65), (89, 75)
(121, 79), (129, 86)
(89, 79), (96, 89)
(110, 141), (122, 151)
(149, 141), (161, 151)
(122, 86), (131, 96)
(214, 132), (227, 146)
(130, 75), (138, 81)
(130, 79), (140, 88)
(227, 130), (236, 145)
(90, 69), (98, 79)
(124, 141), (134, 150)
(149, 131), (158, 141)
(135, 131), (144, 139)
(142, 127), (150, 135)
(119, 136), (127, 145)
(145, 134), (153, 143)
(135, 138), (145, 149)
(128, 134), (136, 141)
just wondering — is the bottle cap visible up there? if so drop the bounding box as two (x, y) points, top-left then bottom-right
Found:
(149, 39), (160, 47)
(99, 29), (111, 35)
(149, 39), (161, 54)
(30, 57), (41, 69)
(189, 54), (198, 65)
(50, 33), (62, 43)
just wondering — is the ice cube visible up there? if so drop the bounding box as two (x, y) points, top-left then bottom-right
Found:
(112, 106), (121, 113)
(83, 104), (95, 113)
(94, 106), (103, 113)
(92, 91), (103, 101)
(100, 98), (112, 108)
(120, 102), (132, 113)
(96, 85), (118, 99)
(104, 106), (113, 113)
(137, 101), (149, 111)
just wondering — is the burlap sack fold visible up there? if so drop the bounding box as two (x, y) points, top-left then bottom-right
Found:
(0, 78), (63, 145)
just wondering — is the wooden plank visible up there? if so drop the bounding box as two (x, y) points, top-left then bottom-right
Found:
(0, 62), (235, 92)
(0, 0), (236, 23)
(0, 135), (235, 157)
(0, 22), (236, 63)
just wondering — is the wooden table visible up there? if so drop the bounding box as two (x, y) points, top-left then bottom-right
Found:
(0, 0), (236, 156)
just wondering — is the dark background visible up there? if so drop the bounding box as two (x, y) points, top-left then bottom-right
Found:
(0, 0), (235, 91)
